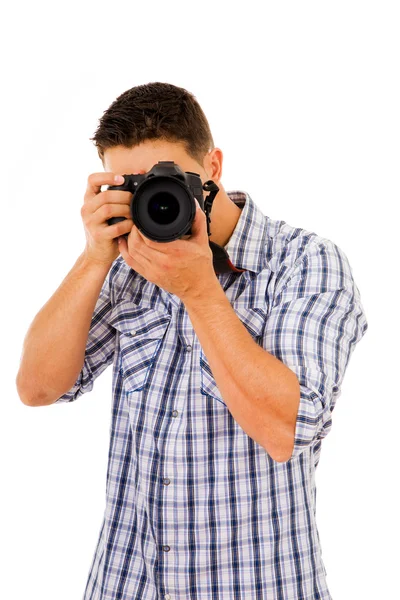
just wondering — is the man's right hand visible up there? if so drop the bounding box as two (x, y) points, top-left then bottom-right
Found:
(81, 172), (133, 267)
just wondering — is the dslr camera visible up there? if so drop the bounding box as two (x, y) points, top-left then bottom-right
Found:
(107, 160), (219, 243)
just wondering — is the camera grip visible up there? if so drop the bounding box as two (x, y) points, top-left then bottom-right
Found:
(106, 181), (130, 228)
(107, 216), (127, 227)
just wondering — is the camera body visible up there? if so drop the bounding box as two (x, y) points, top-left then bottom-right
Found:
(107, 160), (219, 243)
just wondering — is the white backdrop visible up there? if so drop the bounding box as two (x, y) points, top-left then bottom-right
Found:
(1, 1), (398, 598)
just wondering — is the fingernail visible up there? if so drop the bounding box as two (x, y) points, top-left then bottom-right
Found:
(114, 175), (124, 183)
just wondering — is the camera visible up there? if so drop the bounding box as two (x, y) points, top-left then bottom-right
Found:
(106, 160), (219, 243)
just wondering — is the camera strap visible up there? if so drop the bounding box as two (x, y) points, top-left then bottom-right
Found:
(203, 180), (248, 275)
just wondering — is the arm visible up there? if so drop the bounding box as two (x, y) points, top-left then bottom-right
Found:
(184, 240), (369, 463)
(16, 252), (115, 406)
(184, 280), (300, 464)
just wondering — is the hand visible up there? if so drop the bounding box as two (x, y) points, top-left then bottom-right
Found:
(81, 172), (134, 267)
(117, 199), (217, 301)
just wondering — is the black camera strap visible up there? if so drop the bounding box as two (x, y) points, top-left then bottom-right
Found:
(203, 180), (248, 275)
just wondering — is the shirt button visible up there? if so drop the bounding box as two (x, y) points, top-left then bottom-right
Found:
(165, 595), (171, 600)
(163, 478), (170, 485)
(131, 330), (137, 336)
(172, 410), (178, 417)
(163, 545), (170, 552)
(186, 344), (192, 352)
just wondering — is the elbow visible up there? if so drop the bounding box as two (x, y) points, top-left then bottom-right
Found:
(15, 371), (45, 406)
(269, 441), (294, 463)
(271, 443), (294, 464)
(264, 432), (295, 464)
(264, 394), (299, 464)
(16, 382), (36, 406)
(16, 371), (30, 405)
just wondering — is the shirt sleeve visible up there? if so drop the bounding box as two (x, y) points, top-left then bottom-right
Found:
(54, 264), (117, 404)
(262, 239), (369, 461)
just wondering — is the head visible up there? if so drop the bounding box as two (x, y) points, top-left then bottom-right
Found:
(89, 81), (243, 248)
(90, 81), (224, 189)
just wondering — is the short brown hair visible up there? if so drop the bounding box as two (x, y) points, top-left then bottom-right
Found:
(89, 81), (215, 167)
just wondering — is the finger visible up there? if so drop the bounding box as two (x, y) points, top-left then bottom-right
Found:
(129, 226), (165, 259)
(117, 235), (126, 257)
(140, 228), (187, 252)
(125, 229), (154, 265)
(118, 236), (148, 273)
(92, 202), (131, 225)
(85, 172), (125, 200)
(102, 218), (134, 240)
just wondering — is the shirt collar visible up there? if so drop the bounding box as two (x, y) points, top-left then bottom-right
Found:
(223, 190), (268, 275)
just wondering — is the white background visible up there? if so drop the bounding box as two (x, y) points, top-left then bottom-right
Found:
(2, 1), (398, 598)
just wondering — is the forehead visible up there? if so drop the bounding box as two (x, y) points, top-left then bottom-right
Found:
(103, 140), (190, 172)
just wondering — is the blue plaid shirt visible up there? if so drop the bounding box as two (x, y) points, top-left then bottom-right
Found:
(55, 190), (368, 600)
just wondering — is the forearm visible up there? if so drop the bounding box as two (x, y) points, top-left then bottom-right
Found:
(16, 252), (112, 406)
(183, 279), (300, 463)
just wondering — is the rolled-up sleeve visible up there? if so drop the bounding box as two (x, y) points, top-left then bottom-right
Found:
(262, 240), (368, 461)
(54, 263), (117, 404)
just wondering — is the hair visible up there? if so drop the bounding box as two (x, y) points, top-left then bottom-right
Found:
(89, 81), (215, 167)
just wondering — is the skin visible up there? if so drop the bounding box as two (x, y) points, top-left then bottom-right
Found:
(101, 139), (243, 249)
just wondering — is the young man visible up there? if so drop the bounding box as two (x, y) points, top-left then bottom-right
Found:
(16, 82), (368, 600)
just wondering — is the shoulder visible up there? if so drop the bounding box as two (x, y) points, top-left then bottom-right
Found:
(258, 217), (357, 310)
(265, 216), (352, 281)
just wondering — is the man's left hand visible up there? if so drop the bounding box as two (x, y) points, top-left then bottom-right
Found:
(118, 198), (217, 301)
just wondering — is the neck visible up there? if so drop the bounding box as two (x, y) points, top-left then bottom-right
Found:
(207, 185), (242, 248)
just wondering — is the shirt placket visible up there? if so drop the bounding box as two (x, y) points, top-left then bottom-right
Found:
(159, 308), (197, 600)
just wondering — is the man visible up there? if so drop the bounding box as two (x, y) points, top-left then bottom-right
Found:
(16, 82), (368, 600)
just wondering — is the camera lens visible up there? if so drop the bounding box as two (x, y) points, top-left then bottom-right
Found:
(147, 191), (180, 225)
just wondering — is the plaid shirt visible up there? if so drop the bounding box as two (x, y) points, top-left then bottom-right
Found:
(55, 190), (368, 600)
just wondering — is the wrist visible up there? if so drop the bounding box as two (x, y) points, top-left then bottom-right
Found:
(79, 252), (113, 276)
(182, 274), (224, 309)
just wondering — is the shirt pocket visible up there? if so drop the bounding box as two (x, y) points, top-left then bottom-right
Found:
(109, 298), (172, 393)
(200, 304), (267, 406)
